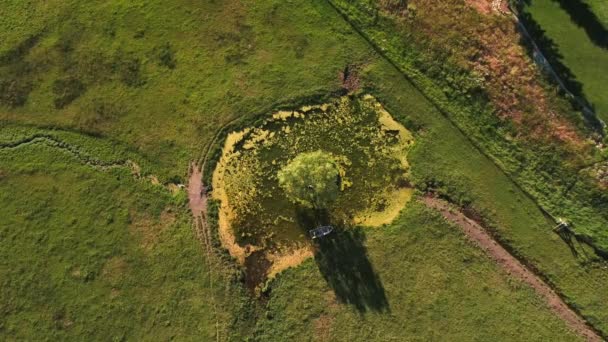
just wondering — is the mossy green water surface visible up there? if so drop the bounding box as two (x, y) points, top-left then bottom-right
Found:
(213, 95), (414, 253)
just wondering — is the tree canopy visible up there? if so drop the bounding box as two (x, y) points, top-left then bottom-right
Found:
(277, 151), (340, 209)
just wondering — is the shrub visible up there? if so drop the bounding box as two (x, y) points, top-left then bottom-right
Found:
(157, 43), (176, 69)
(115, 57), (145, 87)
(278, 151), (341, 209)
(52, 77), (86, 109)
(0, 78), (32, 107)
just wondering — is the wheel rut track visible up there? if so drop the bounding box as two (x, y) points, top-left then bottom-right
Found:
(188, 162), (222, 342)
(2, 131), (225, 337)
(422, 196), (603, 341)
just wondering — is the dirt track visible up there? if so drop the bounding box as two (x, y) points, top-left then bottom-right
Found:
(188, 162), (222, 341)
(422, 196), (602, 342)
(188, 161), (207, 218)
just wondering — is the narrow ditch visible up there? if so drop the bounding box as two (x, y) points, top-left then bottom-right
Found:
(0, 134), (133, 170)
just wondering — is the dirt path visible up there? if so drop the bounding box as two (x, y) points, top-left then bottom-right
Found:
(421, 196), (602, 342)
(188, 161), (208, 218)
(466, 0), (508, 15)
(188, 162), (222, 341)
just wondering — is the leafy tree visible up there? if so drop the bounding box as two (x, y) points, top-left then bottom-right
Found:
(278, 151), (340, 209)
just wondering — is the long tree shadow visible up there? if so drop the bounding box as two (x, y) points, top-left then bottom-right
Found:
(517, 1), (582, 95)
(295, 207), (389, 312)
(551, 0), (608, 49)
(313, 227), (389, 313)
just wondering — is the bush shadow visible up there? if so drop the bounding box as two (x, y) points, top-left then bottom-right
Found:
(295, 208), (389, 313)
(555, 225), (608, 261)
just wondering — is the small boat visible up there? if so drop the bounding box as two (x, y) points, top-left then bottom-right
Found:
(309, 225), (334, 239)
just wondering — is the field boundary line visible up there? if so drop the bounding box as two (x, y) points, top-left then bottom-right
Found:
(188, 161), (223, 342)
(323, 0), (562, 225)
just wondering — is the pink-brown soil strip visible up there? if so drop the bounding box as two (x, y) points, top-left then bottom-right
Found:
(422, 196), (601, 342)
(188, 161), (207, 218)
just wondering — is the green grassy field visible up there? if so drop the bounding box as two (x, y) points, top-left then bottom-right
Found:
(0, 130), (584, 341)
(585, 0), (608, 26)
(0, 0), (371, 182)
(325, 1), (608, 332)
(522, 0), (608, 121)
(255, 204), (580, 341)
(368, 65), (608, 334)
(329, 0), (608, 252)
(0, 131), (252, 340)
(2, 0), (608, 340)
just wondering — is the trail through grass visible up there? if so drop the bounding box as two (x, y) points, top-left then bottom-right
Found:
(254, 204), (582, 341)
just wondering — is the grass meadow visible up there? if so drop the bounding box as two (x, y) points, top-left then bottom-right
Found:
(522, 0), (608, 121)
(1, 0), (371, 181)
(2, 0), (608, 340)
(254, 204), (580, 341)
(585, 0), (608, 26)
(0, 135), (252, 340)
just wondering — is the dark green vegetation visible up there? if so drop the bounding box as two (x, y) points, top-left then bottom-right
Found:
(278, 151), (340, 209)
(330, 0), (608, 251)
(325, 0), (608, 333)
(520, 0), (608, 121)
(585, 0), (608, 26)
(2, 0), (608, 340)
(215, 96), (412, 249)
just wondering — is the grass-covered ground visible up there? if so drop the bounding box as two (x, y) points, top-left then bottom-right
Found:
(255, 204), (581, 341)
(0, 0), (371, 181)
(329, 0), (608, 252)
(371, 69), (608, 335)
(0, 130), (251, 340)
(585, 0), (608, 26)
(2, 0), (608, 340)
(521, 0), (608, 121)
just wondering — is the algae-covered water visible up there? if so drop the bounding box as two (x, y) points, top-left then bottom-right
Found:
(213, 95), (414, 255)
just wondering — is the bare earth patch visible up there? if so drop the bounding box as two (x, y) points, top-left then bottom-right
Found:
(188, 161), (207, 217)
(407, 0), (590, 153)
(465, 0), (508, 15)
(129, 209), (175, 251)
(422, 195), (601, 342)
(313, 313), (335, 342)
(101, 256), (128, 287)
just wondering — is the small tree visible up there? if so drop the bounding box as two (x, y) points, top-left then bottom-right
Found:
(278, 151), (340, 209)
